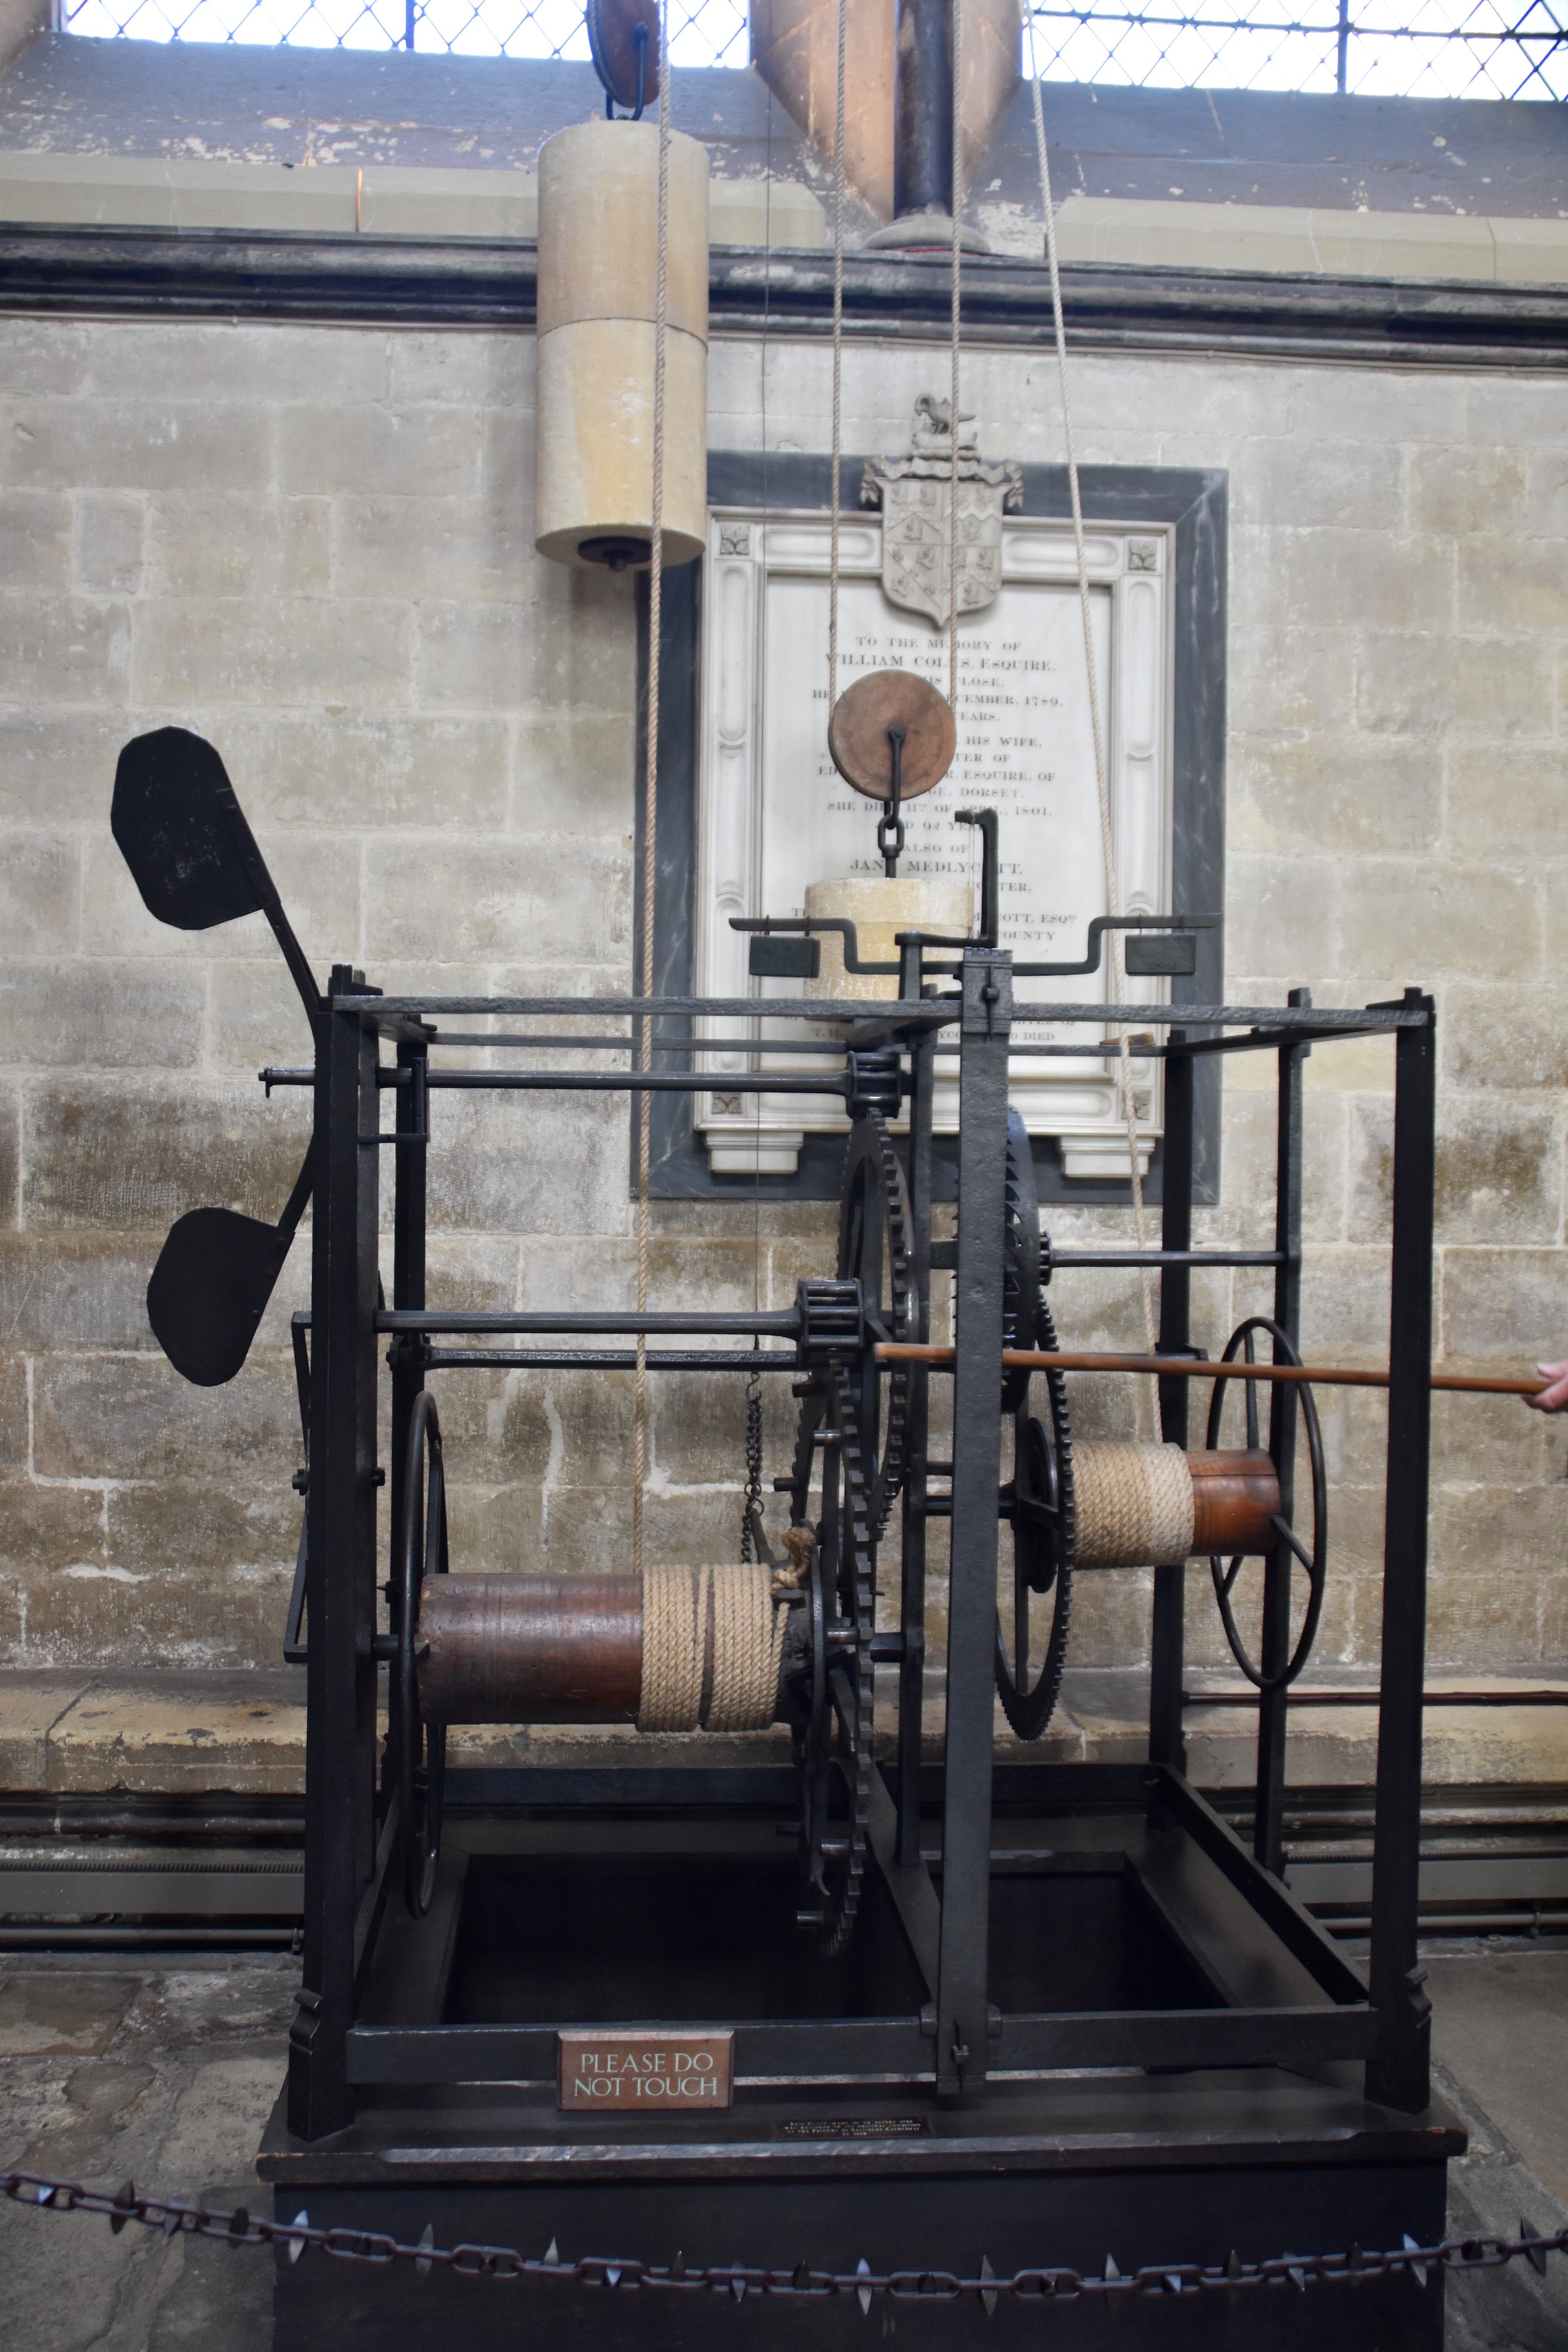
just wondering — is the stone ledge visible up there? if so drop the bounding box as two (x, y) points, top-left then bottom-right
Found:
(1053, 196), (1568, 289)
(0, 1671), (306, 1796)
(2, 154), (1557, 286)
(4, 1667), (1567, 1796)
(0, 150), (827, 248)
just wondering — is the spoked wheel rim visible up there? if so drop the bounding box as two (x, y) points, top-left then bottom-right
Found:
(396, 1389), (448, 1917)
(1205, 1316), (1328, 1693)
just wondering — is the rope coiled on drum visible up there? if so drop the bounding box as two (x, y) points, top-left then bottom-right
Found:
(1072, 1442), (1195, 1569)
(638, 1565), (788, 1733)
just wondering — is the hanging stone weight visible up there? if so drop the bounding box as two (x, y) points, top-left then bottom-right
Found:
(806, 671), (970, 999)
(534, 118), (709, 570)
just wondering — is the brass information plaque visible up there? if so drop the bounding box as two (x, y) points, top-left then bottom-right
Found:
(557, 2030), (735, 2112)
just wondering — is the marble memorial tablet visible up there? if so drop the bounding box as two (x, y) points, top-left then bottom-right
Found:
(695, 469), (1175, 1181)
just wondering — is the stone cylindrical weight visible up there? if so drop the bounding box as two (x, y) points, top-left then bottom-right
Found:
(803, 876), (973, 1002)
(534, 118), (709, 570)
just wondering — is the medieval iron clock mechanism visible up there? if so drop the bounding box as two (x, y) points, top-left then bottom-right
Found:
(93, 0), (1459, 2339)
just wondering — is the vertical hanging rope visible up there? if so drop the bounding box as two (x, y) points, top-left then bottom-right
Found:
(1025, 25), (1159, 1413)
(633, 0), (673, 1579)
(948, 0), (962, 711)
(827, 0), (847, 718)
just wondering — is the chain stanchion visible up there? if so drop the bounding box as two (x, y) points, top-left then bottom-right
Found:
(7, 2169), (1562, 2307)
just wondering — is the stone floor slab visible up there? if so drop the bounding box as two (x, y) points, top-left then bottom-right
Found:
(0, 1970), (133, 2056)
(1427, 1949), (1568, 2208)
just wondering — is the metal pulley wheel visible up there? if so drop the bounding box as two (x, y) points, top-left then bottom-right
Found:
(992, 1113), (1074, 1739)
(394, 1389), (449, 1917)
(1205, 1317), (1328, 1692)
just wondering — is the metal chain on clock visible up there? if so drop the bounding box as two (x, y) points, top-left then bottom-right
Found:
(11, 2168), (1564, 2308)
(740, 1363), (764, 1562)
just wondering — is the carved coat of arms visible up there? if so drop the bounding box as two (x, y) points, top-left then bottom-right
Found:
(861, 396), (1024, 630)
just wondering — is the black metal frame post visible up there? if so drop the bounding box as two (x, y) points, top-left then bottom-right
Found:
(897, 944), (936, 1866)
(935, 948), (1012, 2100)
(1149, 1030), (1193, 1775)
(1366, 993), (1437, 2113)
(386, 1035), (429, 1807)
(289, 970), (382, 2140)
(1254, 986), (1309, 1875)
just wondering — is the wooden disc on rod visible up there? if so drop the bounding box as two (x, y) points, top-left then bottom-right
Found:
(828, 670), (956, 800)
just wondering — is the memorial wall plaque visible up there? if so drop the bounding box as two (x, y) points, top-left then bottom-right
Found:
(694, 417), (1178, 1180)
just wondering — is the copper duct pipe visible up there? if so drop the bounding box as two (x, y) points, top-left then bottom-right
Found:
(877, 1342), (1547, 1399)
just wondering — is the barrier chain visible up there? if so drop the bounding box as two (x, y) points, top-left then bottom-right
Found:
(5, 2168), (1563, 2307)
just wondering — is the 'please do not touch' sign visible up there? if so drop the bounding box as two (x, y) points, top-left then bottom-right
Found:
(557, 2031), (735, 2112)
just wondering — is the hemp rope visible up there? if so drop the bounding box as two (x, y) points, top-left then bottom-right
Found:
(633, 0), (673, 1581)
(827, 0), (847, 717)
(638, 1565), (787, 1733)
(1072, 1442), (1195, 1570)
(949, 0), (962, 710)
(1025, 26), (1160, 1423)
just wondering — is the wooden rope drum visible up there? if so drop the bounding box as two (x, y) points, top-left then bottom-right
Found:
(416, 1563), (790, 1735)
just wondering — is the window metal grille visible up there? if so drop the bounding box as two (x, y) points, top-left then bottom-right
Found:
(62, 0), (748, 69)
(1027, 0), (1567, 100)
(60, 0), (1566, 103)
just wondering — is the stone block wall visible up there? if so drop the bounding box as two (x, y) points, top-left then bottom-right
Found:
(1, 311), (1564, 1685)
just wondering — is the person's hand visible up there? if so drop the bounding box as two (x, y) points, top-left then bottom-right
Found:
(1527, 1361), (1568, 1412)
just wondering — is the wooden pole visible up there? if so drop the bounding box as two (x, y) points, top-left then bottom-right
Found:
(874, 1342), (1547, 1399)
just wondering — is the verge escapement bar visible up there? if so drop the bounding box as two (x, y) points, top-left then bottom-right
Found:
(875, 1343), (1548, 1399)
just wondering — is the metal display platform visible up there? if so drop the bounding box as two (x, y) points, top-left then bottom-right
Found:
(259, 960), (1445, 2346)
(260, 1758), (1457, 2347)
(104, 724), (1450, 2344)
